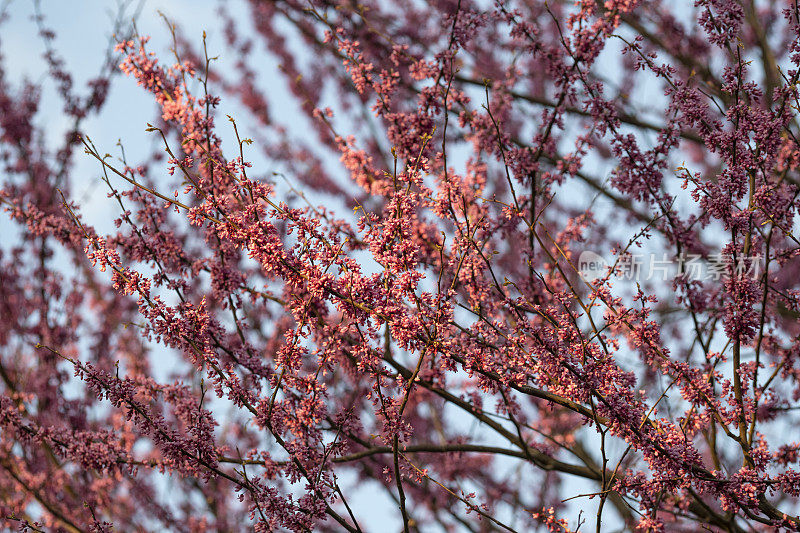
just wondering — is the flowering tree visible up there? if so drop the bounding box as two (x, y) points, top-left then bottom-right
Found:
(3, 0), (800, 530)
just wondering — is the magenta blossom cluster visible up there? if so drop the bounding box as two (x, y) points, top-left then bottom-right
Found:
(3, 0), (800, 531)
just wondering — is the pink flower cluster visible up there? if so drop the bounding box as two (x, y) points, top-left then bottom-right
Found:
(3, 0), (800, 531)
